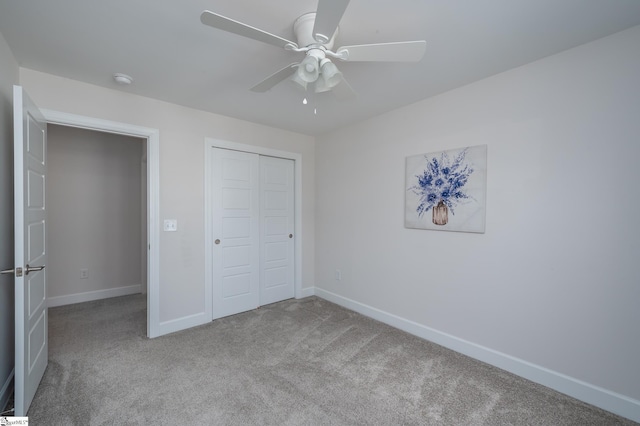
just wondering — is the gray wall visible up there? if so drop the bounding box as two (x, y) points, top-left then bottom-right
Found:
(316, 25), (640, 413)
(47, 125), (144, 304)
(0, 32), (18, 410)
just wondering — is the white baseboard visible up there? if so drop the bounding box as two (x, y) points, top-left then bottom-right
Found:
(298, 287), (315, 298)
(47, 285), (142, 308)
(156, 287), (317, 338)
(314, 287), (640, 423)
(156, 312), (212, 337)
(0, 369), (14, 412)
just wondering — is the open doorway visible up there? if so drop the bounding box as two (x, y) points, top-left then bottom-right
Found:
(41, 109), (160, 338)
(46, 124), (147, 309)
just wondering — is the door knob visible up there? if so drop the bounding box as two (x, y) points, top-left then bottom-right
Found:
(25, 264), (45, 275)
(215, 239), (221, 245)
(289, 234), (293, 238)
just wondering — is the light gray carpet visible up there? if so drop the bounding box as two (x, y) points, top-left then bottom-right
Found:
(27, 294), (635, 425)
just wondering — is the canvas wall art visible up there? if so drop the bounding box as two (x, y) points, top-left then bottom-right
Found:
(405, 145), (487, 233)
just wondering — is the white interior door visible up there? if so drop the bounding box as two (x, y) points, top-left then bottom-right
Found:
(259, 157), (294, 305)
(211, 148), (260, 319)
(13, 85), (48, 416)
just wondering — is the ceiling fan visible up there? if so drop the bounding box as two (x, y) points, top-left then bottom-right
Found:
(200, 0), (426, 99)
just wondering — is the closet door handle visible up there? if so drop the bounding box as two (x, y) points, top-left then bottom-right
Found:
(215, 239), (221, 245)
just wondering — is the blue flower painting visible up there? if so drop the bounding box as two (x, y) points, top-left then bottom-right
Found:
(410, 148), (474, 217)
(405, 145), (487, 233)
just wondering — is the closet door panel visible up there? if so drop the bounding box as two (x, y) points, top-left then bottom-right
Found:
(260, 156), (295, 305)
(212, 148), (260, 319)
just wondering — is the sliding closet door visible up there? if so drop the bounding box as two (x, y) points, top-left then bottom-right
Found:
(211, 149), (295, 319)
(211, 148), (260, 319)
(259, 156), (295, 305)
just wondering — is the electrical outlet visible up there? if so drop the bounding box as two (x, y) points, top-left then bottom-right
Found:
(80, 268), (89, 279)
(335, 269), (342, 281)
(163, 219), (178, 232)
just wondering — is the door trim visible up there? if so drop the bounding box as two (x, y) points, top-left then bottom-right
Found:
(204, 138), (303, 321)
(40, 109), (161, 338)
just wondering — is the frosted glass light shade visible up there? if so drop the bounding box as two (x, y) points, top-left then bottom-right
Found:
(320, 60), (342, 89)
(298, 55), (319, 83)
(315, 77), (331, 93)
(291, 69), (308, 90)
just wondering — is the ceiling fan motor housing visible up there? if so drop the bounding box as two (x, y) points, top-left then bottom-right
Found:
(294, 12), (337, 49)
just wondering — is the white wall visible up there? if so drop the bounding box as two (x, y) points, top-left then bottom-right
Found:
(47, 125), (144, 305)
(19, 68), (315, 329)
(315, 26), (640, 419)
(0, 31), (18, 411)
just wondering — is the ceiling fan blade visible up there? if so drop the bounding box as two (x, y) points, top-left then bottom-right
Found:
(312, 0), (351, 43)
(201, 10), (298, 49)
(250, 64), (299, 92)
(336, 40), (426, 62)
(332, 77), (356, 100)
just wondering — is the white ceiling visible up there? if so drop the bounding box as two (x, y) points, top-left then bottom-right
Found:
(1, 0), (639, 136)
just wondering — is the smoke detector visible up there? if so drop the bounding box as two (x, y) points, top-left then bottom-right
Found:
(113, 73), (133, 85)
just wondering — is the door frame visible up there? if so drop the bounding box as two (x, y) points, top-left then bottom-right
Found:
(40, 109), (161, 338)
(204, 138), (303, 321)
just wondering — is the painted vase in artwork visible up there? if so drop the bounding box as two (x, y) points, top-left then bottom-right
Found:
(432, 201), (448, 225)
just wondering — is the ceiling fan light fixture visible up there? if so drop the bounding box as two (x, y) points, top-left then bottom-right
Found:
(291, 68), (309, 91)
(314, 77), (331, 93)
(320, 58), (342, 89)
(297, 54), (320, 83)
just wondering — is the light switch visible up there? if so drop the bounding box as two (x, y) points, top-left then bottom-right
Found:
(163, 219), (178, 232)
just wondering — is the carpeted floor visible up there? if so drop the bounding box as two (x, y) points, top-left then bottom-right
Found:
(27, 294), (636, 425)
